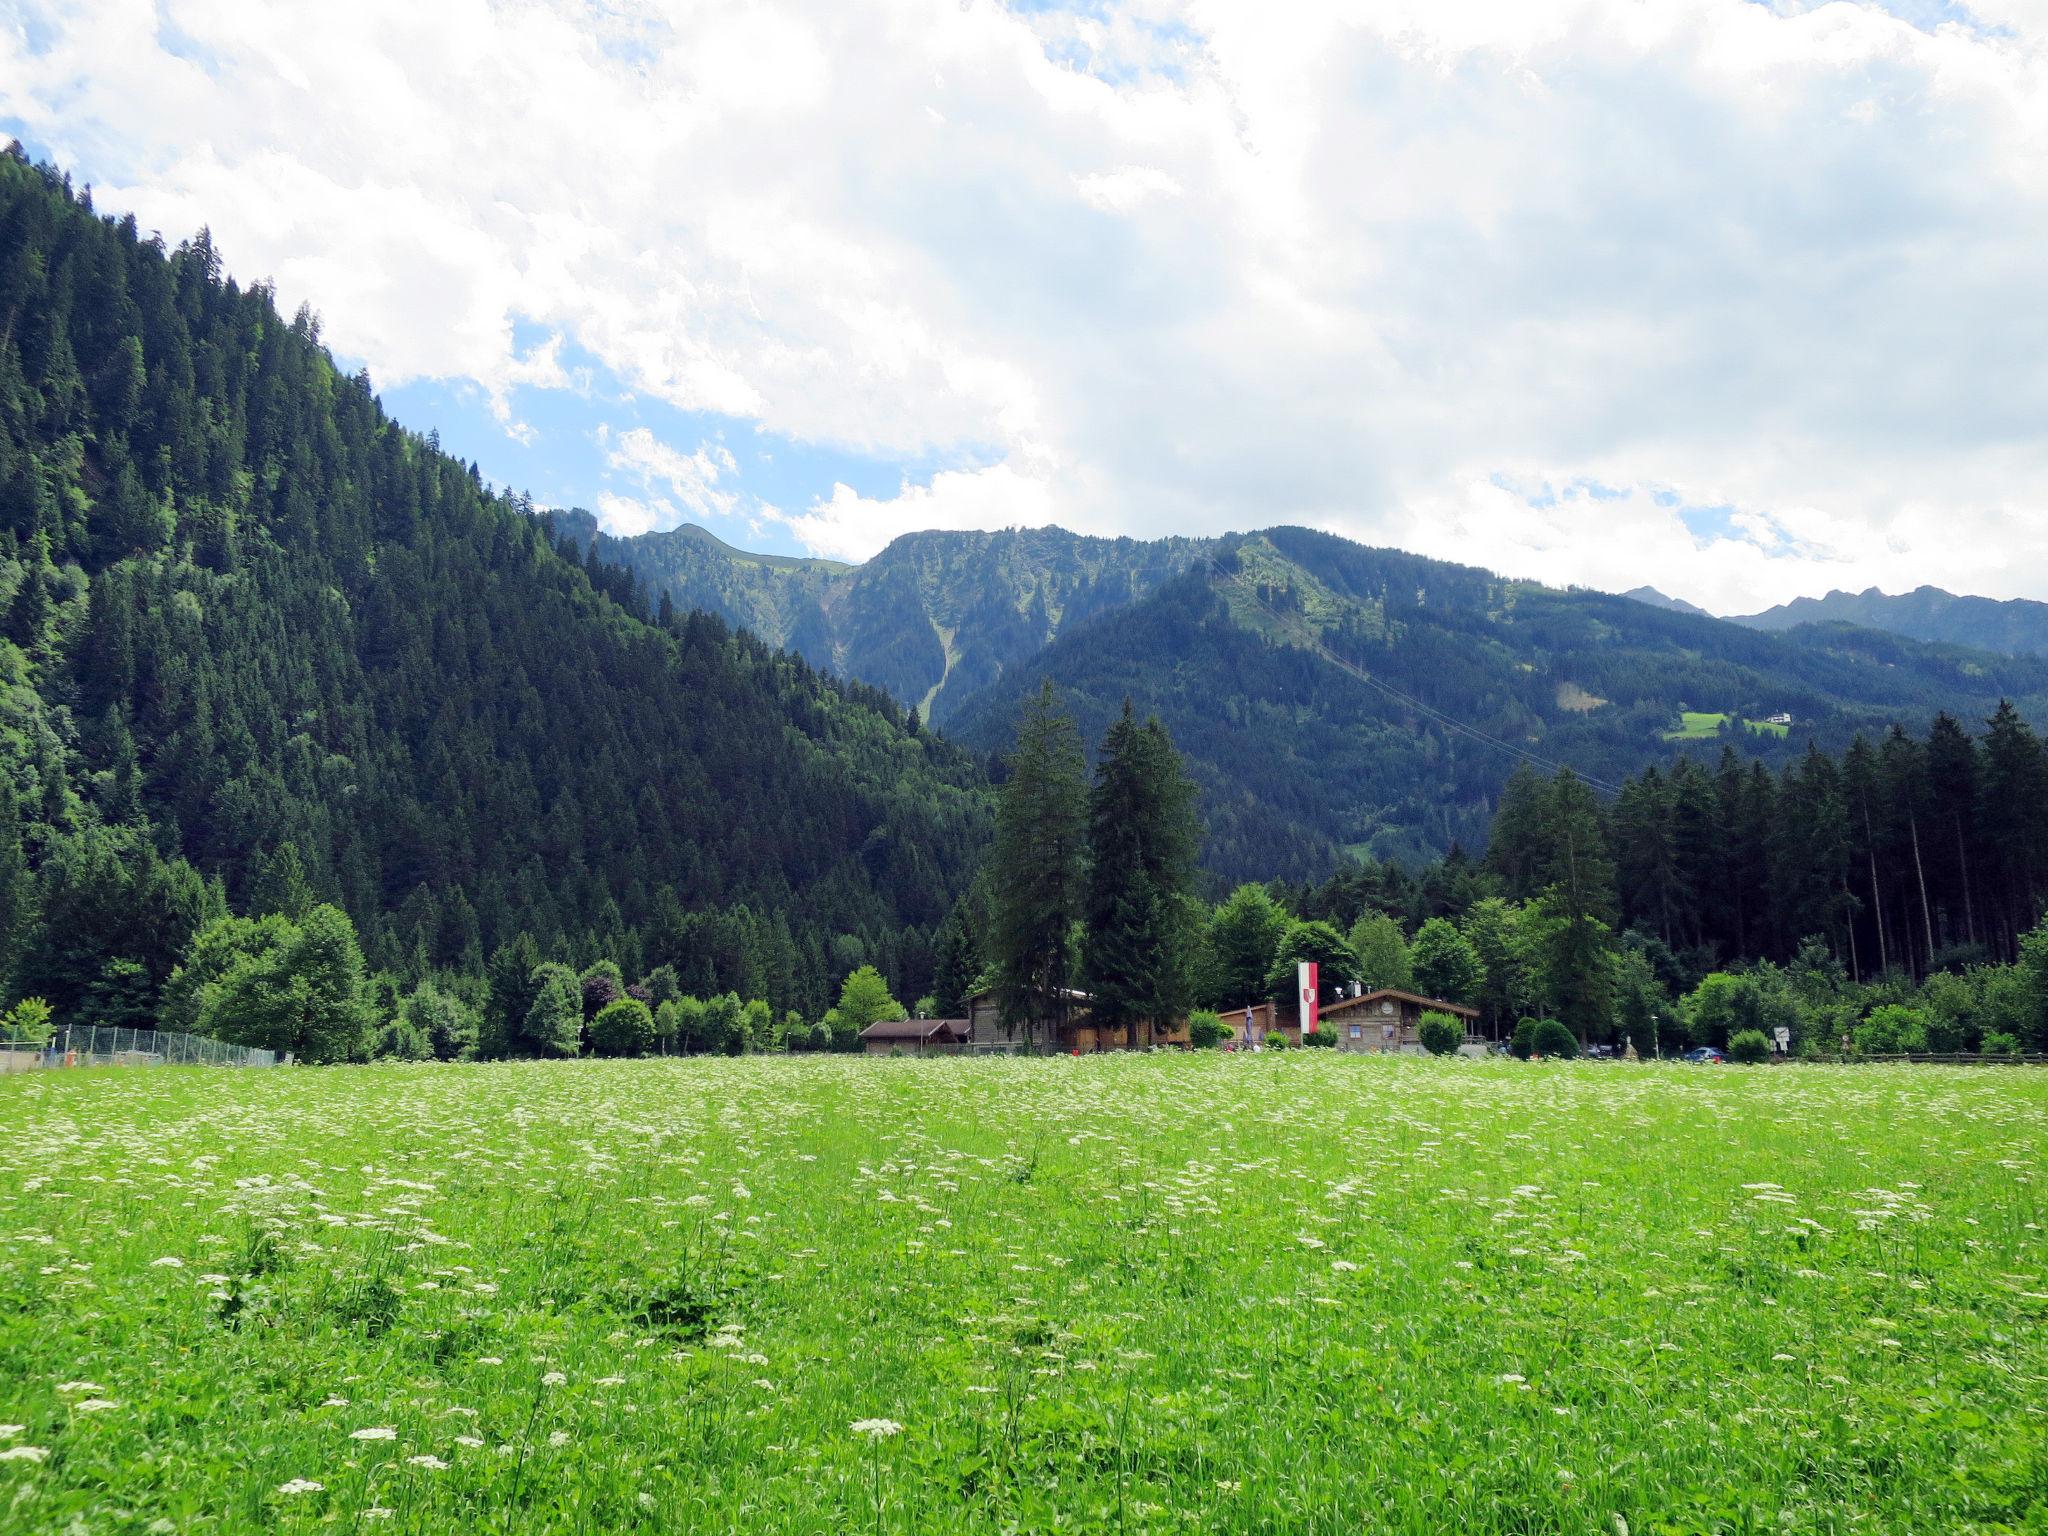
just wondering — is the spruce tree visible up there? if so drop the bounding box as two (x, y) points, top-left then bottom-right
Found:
(988, 682), (1089, 1046)
(1082, 703), (1201, 1046)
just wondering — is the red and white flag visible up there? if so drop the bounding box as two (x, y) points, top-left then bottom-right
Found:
(1298, 961), (1319, 1034)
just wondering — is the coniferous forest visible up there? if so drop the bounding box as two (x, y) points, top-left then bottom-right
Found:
(0, 146), (988, 1054)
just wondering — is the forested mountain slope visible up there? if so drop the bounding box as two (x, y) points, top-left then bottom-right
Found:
(944, 529), (2048, 884)
(556, 510), (1207, 723)
(1733, 585), (2048, 658)
(0, 146), (988, 1024)
(583, 510), (2048, 887)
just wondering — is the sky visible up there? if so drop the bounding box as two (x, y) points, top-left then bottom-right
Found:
(6, 0), (2048, 614)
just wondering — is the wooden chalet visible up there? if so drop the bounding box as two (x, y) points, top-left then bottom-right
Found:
(1316, 989), (1479, 1052)
(965, 989), (1192, 1053)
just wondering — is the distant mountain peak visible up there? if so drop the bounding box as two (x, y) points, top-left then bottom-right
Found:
(1620, 585), (1710, 617)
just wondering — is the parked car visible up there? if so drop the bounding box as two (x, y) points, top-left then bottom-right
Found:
(1682, 1046), (1725, 1064)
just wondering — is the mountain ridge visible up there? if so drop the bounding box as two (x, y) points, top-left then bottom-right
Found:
(573, 510), (2048, 881)
(1730, 584), (2048, 658)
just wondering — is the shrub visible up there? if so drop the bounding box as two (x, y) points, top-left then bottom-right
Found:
(1980, 1030), (2023, 1057)
(1510, 1018), (1539, 1060)
(1531, 1020), (1578, 1060)
(3, 996), (55, 1048)
(590, 997), (656, 1057)
(1418, 1011), (1464, 1056)
(1301, 1023), (1337, 1048)
(1263, 1029), (1288, 1050)
(1188, 1010), (1226, 1049)
(1727, 1029), (1770, 1064)
(1854, 1004), (1929, 1056)
(373, 1016), (432, 1060)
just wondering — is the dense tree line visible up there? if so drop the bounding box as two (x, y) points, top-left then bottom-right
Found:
(0, 145), (989, 1040)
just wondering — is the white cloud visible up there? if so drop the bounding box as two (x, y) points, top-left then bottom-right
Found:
(774, 462), (1067, 563)
(598, 425), (738, 529)
(1075, 164), (1183, 213)
(7, 0), (2048, 603)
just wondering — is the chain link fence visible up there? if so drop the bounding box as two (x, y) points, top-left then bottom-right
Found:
(1, 1026), (281, 1073)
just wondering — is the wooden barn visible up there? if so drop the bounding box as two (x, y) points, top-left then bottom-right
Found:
(858, 1018), (969, 1056)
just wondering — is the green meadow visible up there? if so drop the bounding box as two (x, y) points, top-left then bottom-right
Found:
(1662, 712), (1792, 743)
(2, 1055), (2044, 1534)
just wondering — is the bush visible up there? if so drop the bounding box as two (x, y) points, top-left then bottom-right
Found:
(1531, 1020), (1578, 1060)
(1854, 1004), (1929, 1056)
(1188, 1010), (1226, 1049)
(1301, 1024), (1337, 1048)
(1510, 1018), (1539, 1060)
(1417, 1011), (1464, 1056)
(590, 997), (656, 1057)
(1980, 1030), (2023, 1057)
(3, 996), (55, 1048)
(1263, 1029), (1288, 1050)
(373, 1016), (433, 1060)
(1727, 1028), (1770, 1064)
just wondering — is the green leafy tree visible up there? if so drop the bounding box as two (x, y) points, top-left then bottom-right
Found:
(1265, 920), (1361, 1027)
(1201, 885), (1292, 1009)
(591, 997), (656, 1057)
(522, 963), (585, 1058)
(4, 996), (54, 1048)
(1461, 897), (1526, 1036)
(398, 982), (480, 1061)
(1346, 911), (1413, 993)
(198, 904), (376, 1063)
(835, 966), (905, 1034)
(1409, 918), (1481, 1006)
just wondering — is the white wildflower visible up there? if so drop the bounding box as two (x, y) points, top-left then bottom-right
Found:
(350, 1426), (397, 1441)
(150, 1256), (185, 1268)
(276, 1478), (323, 1494)
(320, 1396), (349, 1408)
(548, 1430), (570, 1447)
(74, 1399), (117, 1412)
(406, 1454), (450, 1470)
(541, 1371), (566, 1386)
(55, 1382), (102, 1394)
(851, 1418), (903, 1439)
(0, 1446), (49, 1463)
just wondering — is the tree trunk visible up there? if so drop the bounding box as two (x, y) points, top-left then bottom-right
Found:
(1910, 817), (1936, 974)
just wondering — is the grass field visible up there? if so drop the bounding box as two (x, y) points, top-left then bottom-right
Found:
(1663, 711), (1793, 743)
(3, 1056), (2045, 1534)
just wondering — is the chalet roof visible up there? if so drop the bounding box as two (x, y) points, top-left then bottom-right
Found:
(858, 1017), (970, 1042)
(966, 987), (1093, 1007)
(1321, 989), (1480, 1020)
